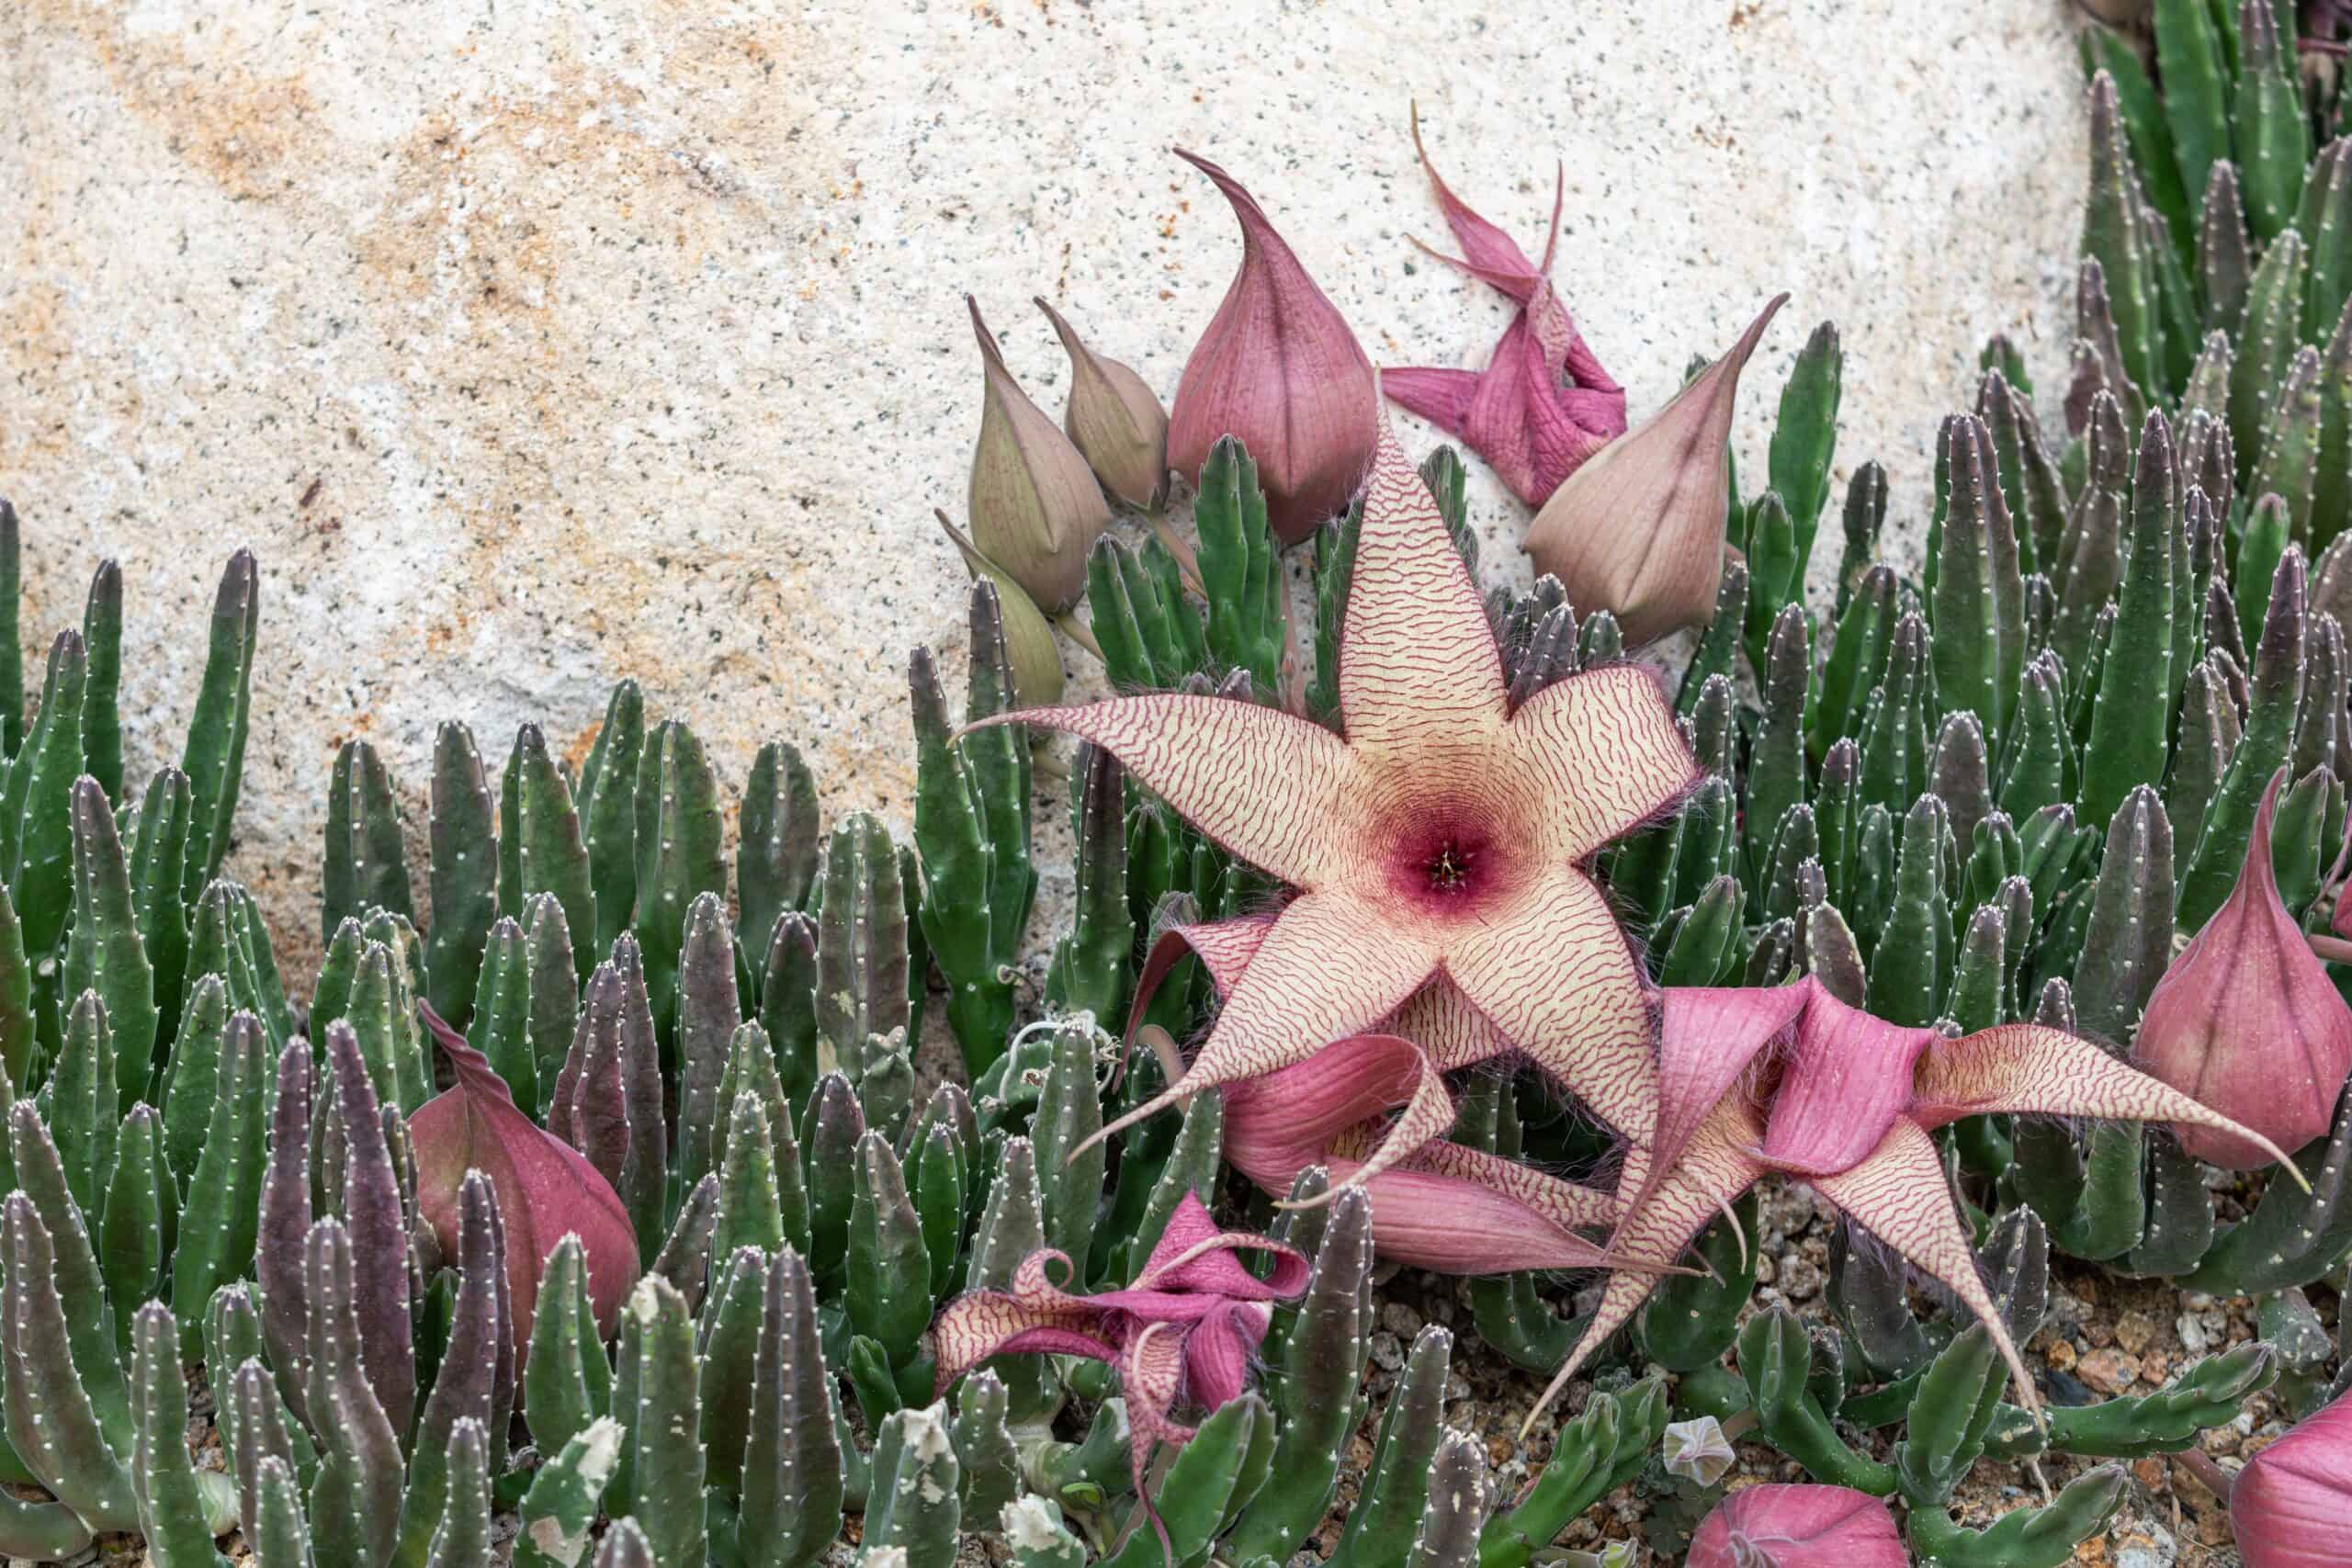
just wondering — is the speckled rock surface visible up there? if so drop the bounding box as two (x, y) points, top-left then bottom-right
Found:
(0, 0), (2086, 980)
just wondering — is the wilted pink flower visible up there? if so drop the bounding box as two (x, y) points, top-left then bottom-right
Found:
(1220, 1030), (1631, 1274)
(1523, 295), (1787, 645)
(967, 295), (1111, 613)
(1167, 150), (1379, 545)
(412, 1005), (640, 1358)
(1686, 1484), (1905, 1568)
(1385, 111), (1627, 508)
(2231, 1391), (2352, 1568)
(931, 1192), (1306, 1544)
(974, 411), (1697, 1171)
(2134, 769), (2352, 1166)
(1545, 976), (2300, 1428)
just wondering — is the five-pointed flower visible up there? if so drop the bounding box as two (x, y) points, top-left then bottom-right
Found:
(1384, 109), (1628, 508)
(930, 1192), (1306, 1523)
(1531, 975), (2305, 1426)
(973, 410), (1699, 1166)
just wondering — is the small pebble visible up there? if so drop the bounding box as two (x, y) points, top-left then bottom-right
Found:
(2114, 1309), (2156, 1355)
(2078, 1347), (2143, 1395)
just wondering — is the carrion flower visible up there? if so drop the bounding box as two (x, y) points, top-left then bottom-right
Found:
(2228, 1389), (2352, 1568)
(967, 295), (1111, 613)
(1036, 297), (1170, 513)
(1385, 110), (1627, 508)
(1167, 150), (1379, 545)
(411, 1004), (640, 1358)
(930, 1192), (1306, 1539)
(2133, 769), (2352, 1166)
(1686, 1483), (1905, 1568)
(1522, 295), (1787, 645)
(1533, 975), (2300, 1427)
(972, 409), (1699, 1171)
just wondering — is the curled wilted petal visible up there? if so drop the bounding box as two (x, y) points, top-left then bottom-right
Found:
(1167, 150), (1378, 544)
(1037, 298), (1169, 513)
(1524, 296), (1787, 645)
(967, 296), (1110, 612)
(1222, 1035), (1629, 1275)
(411, 1005), (639, 1355)
(2233, 1392), (2352, 1568)
(934, 513), (1066, 707)
(1686, 1483), (1905, 1568)
(2133, 770), (2352, 1167)
(930, 1192), (1304, 1550)
(1387, 111), (1626, 506)
(1663, 1416), (1737, 1485)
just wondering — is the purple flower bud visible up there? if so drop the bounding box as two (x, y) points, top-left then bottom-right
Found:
(2134, 769), (2352, 1167)
(412, 1006), (639, 1359)
(1687, 1484), (1905, 1568)
(2231, 1391), (2352, 1567)
(1167, 150), (1378, 545)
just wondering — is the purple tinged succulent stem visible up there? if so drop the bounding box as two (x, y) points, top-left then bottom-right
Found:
(673, 890), (741, 1199)
(304, 1219), (404, 1568)
(7, 1101), (136, 1451)
(607, 936), (670, 1251)
(2178, 1445), (2235, 1504)
(326, 1021), (416, 1438)
(650, 1172), (720, 1312)
(257, 1040), (314, 1427)
(394, 1172), (506, 1568)
(227, 1359), (304, 1543)
(0, 1190), (138, 1531)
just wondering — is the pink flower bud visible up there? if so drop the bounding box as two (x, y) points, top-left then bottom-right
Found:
(967, 296), (1111, 613)
(1036, 298), (1169, 513)
(1687, 1484), (1905, 1568)
(1664, 1416), (1737, 1485)
(2133, 769), (2352, 1167)
(2233, 1392), (2352, 1568)
(1167, 150), (1378, 545)
(411, 1006), (640, 1359)
(1523, 296), (1785, 645)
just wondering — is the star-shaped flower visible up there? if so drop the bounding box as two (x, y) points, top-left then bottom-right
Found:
(1383, 110), (1628, 507)
(1533, 976), (2305, 1426)
(930, 1192), (1306, 1539)
(976, 412), (1699, 1164)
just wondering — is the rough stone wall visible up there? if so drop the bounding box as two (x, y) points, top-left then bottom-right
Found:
(0, 0), (2087, 984)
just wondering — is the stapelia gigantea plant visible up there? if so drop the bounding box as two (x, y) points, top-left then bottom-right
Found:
(947, 69), (2352, 1556)
(0, 26), (2344, 1562)
(0, 493), (1671, 1568)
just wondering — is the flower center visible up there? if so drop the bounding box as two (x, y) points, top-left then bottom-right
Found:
(1385, 807), (1522, 920)
(1425, 839), (1482, 895)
